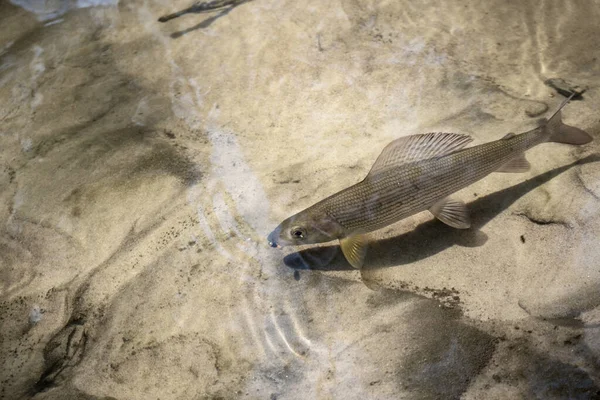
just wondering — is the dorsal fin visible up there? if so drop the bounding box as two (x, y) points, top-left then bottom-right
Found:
(368, 132), (473, 176)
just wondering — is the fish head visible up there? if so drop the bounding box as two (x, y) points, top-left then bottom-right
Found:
(267, 210), (343, 248)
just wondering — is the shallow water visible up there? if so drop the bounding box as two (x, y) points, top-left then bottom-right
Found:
(1, 0), (600, 399)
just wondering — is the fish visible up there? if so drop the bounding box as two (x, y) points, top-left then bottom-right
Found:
(267, 96), (593, 269)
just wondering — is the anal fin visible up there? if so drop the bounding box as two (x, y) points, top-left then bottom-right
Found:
(340, 234), (368, 269)
(496, 153), (531, 173)
(429, 197), (471, 229)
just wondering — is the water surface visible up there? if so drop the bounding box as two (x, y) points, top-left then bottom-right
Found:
(1, 0), (600, 398)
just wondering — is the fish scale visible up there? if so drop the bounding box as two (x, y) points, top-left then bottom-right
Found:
(311, 128), (545, 234)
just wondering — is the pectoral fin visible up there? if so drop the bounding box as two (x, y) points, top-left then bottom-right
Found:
(496, 153), (531, 173)
(340, 235), (368, 269)
(429, 197), (471, 229)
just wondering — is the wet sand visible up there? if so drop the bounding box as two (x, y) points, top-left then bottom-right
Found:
(1, 0), (600, 398)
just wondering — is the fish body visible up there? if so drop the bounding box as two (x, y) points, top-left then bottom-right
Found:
(268, 101), (592, 268)
(303, 129), (539, 234)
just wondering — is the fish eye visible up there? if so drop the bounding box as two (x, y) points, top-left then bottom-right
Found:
(290, 227), (306, 239)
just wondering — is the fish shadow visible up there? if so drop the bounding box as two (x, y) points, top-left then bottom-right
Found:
(284, 154), (600, 271)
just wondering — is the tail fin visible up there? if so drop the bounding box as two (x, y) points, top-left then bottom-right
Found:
(545, 111), (593, 145)
(543, 94), (593, 145)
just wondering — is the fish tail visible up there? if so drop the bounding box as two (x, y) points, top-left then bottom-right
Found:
(543, 94), (593, 145)
(545, 111), (593, 145)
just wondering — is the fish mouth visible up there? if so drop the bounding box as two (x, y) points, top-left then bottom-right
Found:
(267, 230), (281, 248)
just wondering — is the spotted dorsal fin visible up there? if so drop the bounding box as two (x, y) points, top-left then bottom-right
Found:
(368, 132), (473, 176)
